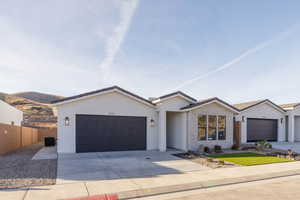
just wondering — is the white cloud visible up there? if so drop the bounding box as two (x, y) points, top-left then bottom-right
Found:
(99, 0), (139, 83)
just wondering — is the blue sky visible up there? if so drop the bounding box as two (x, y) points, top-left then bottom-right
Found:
(1, 0), (300, 104)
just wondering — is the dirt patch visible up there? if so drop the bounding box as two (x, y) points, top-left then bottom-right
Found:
(0, 143), (57, 189)
(173, 152), (238, 169)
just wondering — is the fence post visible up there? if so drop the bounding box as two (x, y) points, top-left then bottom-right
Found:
(20, 126), (22, 148)
(234, 121), (241, 147)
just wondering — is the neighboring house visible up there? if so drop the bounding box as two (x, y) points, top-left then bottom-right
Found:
(0, 99), (23, 126)
(280, 102), (300, 142)
(52, 86), (239, 153)
(234, 100), (286, 144)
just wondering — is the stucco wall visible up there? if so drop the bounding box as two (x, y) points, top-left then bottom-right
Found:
(56, 91), (158, 153)
(288, 106), (300, 141)
(156, 96), (191, 111)
(236, 103), (286, 143)
(166, 112), (187, 151)
(187, 103), (234, 150)
(0, 100), (23, 126)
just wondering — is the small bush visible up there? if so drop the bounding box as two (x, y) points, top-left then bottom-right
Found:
(231, 144), (239, 150)
(214, 145), (222, 153)
(204, 146), (210, 153)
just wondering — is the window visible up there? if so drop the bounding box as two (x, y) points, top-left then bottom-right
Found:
(208, 116), (217, 140)
(198, 115), (207, 140)
(198, 115), (227, 141)
(218, 116), (226, 140)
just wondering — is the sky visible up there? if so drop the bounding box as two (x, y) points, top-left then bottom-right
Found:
(1, 0), (300, 105)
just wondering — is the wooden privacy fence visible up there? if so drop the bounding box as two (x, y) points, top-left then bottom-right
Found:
(0, 123), (57, 155)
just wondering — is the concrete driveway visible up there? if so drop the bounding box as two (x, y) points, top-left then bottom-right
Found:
(271, 142), (300, 153)
(57, 150), (210, 184)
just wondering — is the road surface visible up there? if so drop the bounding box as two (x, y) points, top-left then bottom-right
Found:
(134, 174), (300, 200)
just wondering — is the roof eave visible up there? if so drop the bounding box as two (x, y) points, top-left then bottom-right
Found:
(181, 99), (240, 114)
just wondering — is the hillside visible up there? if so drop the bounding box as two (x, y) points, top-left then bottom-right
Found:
(12, 91), (64, 104)
(0, 92), (57, 128)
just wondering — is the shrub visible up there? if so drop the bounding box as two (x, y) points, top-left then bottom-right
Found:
(231, 144), (239, 150)
(256, 140), (272, 151)
(204, 146), (210, 153)
(214, 145), (222, 153)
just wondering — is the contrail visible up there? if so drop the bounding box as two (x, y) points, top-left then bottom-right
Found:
(100, 0), (139, 82)
(171, 25), (297, 91)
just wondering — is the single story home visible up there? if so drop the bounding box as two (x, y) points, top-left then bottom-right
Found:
(234, 100), (287, 143)
(52, 86), (239, 153)
(52, 86), (300, 154)
(0, 99), (23, 126)
(280, 102), (300, 142)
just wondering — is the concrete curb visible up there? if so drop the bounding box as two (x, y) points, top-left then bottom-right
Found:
(113, 169), (300, 199)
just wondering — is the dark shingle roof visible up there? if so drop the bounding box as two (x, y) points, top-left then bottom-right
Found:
(52, 86), (155, 106)
(155, 91), (197, 102)
(181, 97), (239, 112)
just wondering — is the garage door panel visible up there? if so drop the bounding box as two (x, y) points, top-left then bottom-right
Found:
(247, 118), (277, 142)
(76, 115), (146, 153)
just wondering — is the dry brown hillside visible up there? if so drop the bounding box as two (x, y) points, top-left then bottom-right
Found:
(12, 91), (64, 104)
(0, 92), (60, 128)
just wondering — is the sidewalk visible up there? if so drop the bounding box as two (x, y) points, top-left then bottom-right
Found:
(2, 161), (300, 200)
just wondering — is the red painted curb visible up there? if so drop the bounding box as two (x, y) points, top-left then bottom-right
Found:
(66, 194), (118, 200)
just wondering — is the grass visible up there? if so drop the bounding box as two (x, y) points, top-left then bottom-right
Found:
(208, 152), (294, 166)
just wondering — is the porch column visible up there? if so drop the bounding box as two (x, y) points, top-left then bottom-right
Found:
(158, 110), (167, 152)
(181, 112), (188, 151)
(288, 114), (295, 142)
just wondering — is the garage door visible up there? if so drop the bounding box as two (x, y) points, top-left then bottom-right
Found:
(247, 118), (278, 142)
(76, 115), (146, 153)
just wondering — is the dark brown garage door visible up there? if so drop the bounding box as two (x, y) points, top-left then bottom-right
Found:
(76, 115), (146, 153)
(247, 118), (278, 142)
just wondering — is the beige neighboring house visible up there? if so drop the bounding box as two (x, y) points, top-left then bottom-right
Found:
(280, 102), (300, 142)
(234, 100), (286, 144)
(0, 99), (23, 126)
(52, 86), (239, 153)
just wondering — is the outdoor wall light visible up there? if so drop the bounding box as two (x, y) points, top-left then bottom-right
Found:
(64, 117), (70, 126)
(281, 118), (283, 124)
(150, 118), (155, 127)
(242, 116), (245, 122)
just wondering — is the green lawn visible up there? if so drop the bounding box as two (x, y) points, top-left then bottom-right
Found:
(208, 152), (293, 166)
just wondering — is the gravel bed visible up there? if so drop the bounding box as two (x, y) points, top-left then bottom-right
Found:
(0, 143), (57, 189)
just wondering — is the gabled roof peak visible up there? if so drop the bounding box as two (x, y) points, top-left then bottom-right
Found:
(153, 91), (197, 103)
(52, 85), (155, 106)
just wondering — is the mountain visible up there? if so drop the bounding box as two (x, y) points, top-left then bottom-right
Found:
(12, 91), (64, 104)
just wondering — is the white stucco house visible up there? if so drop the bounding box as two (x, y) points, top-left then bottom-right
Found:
(52, 86), (300, 154)
(52, 86), (240, 153)
(0, 99), (23, 126)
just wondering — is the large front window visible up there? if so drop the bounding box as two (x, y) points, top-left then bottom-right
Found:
(197, 115), (226, 141)
(208, 115), (217, 140)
